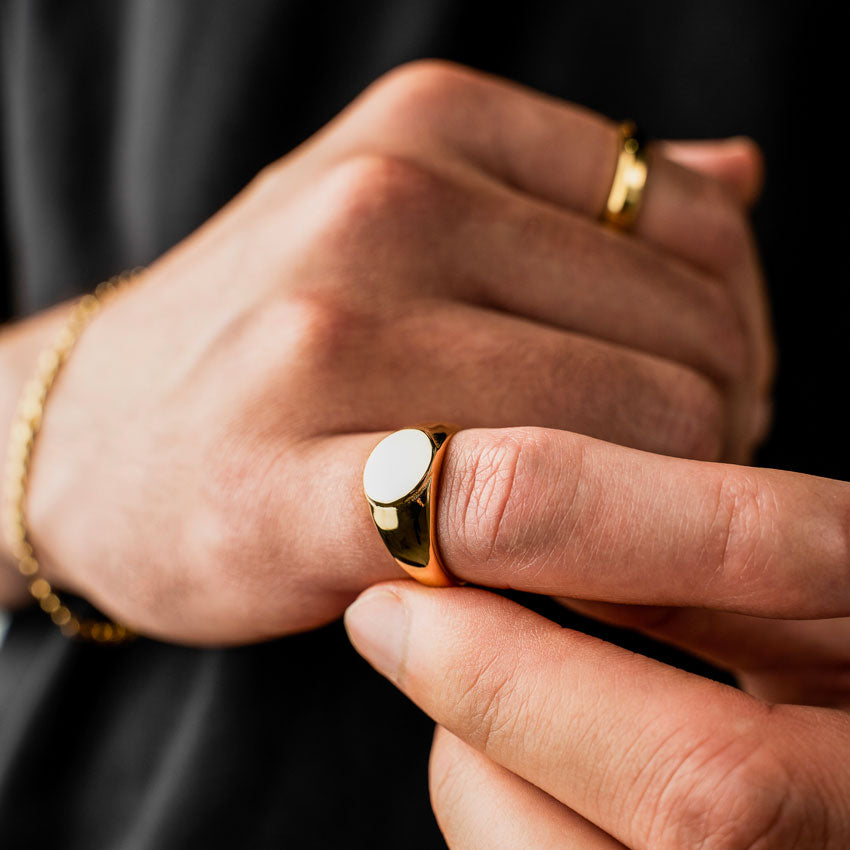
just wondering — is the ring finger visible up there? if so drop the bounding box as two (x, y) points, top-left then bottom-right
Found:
(417, 175), (747, 389)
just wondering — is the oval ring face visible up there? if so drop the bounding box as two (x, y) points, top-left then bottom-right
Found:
(363, 428), (434, 505)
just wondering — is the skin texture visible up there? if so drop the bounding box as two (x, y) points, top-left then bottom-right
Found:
(0, 61), (771, 642)
(344, 426), (850, 847)
(5, 59), (839, 847)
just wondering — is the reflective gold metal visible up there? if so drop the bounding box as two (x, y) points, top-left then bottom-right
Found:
(603, 121), (648, 229)
(2, 270), (141, 644)
(363, 424), (461, 587)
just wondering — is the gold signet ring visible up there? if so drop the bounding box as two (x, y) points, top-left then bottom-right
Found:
(363, 424), (461, 587)
(603, 121), (649, 230)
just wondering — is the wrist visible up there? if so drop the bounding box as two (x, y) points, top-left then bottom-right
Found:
(1, 274), (139, 641)
(0, 303), (74, 605)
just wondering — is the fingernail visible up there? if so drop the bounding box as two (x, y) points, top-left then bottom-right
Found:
(344, 589), (408, 682)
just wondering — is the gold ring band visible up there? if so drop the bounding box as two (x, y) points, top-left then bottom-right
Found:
(363, 424), (460, 587)
(603, 121), (648, 230)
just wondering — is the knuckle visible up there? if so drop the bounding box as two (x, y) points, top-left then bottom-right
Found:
(314, 153), (448, 241)
(705, 460), (850, 622)
(648, 731), (807, 850)
(442, 429), (533, 570)
(367, 58), (476, 119)
(283, 290), (371, 370)
(705, 468), (773, 601)
(247, 158), (287, 196)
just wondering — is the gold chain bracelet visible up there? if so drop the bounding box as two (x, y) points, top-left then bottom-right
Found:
(2, 270), (142, 644)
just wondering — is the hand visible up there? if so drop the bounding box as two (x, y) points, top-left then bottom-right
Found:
(6, 62), (769, 642)
(344, 427), (850, 848)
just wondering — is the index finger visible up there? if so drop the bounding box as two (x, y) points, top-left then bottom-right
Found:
(433, 427), (849, 618)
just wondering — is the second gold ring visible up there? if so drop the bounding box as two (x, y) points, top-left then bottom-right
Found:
(603, 121), (648, 230)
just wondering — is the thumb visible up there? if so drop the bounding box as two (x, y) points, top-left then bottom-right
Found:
(661, 137), (764, 208)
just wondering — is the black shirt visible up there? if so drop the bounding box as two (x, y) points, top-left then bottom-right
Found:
(0, 2), (845, 847)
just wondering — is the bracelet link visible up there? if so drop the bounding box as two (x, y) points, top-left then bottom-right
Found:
(2, 269), (143, 643)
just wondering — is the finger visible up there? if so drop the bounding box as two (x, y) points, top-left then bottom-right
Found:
(345, 583), (849, 848)
(286, 359), (721, 618)
(558, 598), (850, 705)
(342, 63), (775, 446)
(250, 335), (724, 635)
(661, 138), (764, 208)
(353, 63), (753, 273)
(303, 301), (725, 460)
(430, 427), (850, 618)
(430, 726), (625, 849)
(412, 175), (747, 388)
(295, 154), (749, 398)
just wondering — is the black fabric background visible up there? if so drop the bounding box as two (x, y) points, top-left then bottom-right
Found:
(0, 2), (845, 848)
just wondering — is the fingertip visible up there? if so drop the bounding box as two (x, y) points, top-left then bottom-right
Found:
(344, 579), (420, 624)
(661, 136), (765, 207)
(343, 582), (410, 680)
(728, 136), (765, 206)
